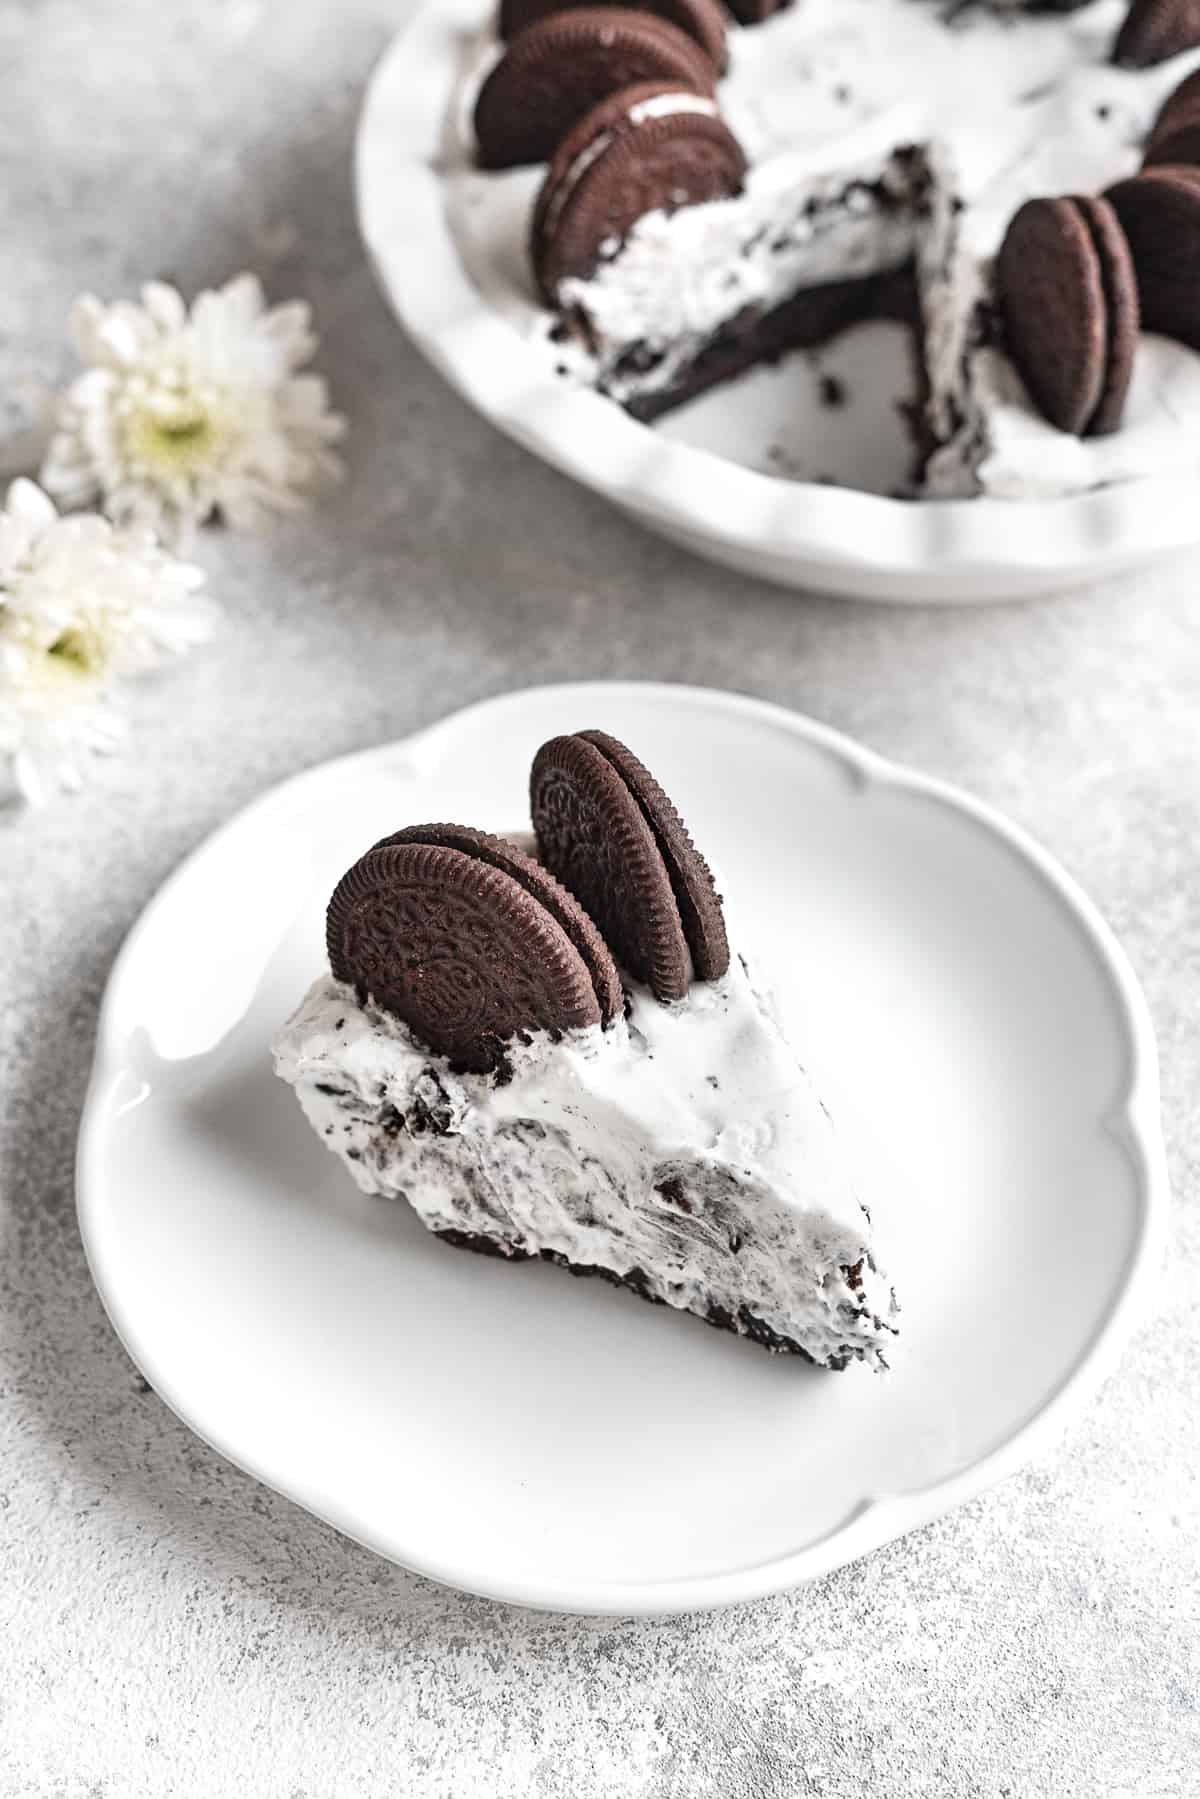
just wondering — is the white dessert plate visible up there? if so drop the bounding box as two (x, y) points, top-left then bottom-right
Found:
(355, 0), (1200, 602)
(77, 683), (1167, 1614)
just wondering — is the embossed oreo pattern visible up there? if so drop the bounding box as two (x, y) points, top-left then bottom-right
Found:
(326, 841), (602, 1071)
(370, 822), (624, 1022)
(578, 729), (730, 981)
(531, 734), (692, 1000)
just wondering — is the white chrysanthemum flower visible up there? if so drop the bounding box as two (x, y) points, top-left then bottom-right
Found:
(0, 479), (214, 804)
(41, 275), (344, 544)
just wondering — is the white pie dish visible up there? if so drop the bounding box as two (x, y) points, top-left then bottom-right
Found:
(354, 0), (1200, 602)
(76, 682), (1167, 1614)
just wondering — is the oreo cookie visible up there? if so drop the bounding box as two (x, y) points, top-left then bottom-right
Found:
(1072, 195), (1139, 435)
(498, 0), (727, 71)
(372, 822), (624, 1022)
(531, 734), (692, 999)
(1106, 164), (1200, 349)
(473, 7), (716, 171)
(1144, 67), (1200, 165)
(531, 82), (746, 298)
(1112, 0), (1200, 67)
(577, 730), (729, 982)
(724, 0), (789, 21)
(995, 194), (1138, 437)
(326, 839), (604, 1071)
(530, 731), (729, 1000)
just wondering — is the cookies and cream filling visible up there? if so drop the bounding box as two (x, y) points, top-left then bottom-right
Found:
(444, 0), (1200, 496)
(274, 948), (897, 1371)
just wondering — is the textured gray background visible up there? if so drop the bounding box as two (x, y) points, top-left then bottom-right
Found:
(2, 2), (1198, 1794)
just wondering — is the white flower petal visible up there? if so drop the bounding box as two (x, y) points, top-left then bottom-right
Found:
(45, 271), (343, 542)
(0, 481), (217, 803)
(6, 477), (59, 535)
(141, 282), (187, 333)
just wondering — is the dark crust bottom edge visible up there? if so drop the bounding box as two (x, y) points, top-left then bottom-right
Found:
(433, 1227), (859, 1371)
(616, 266), (919, 425)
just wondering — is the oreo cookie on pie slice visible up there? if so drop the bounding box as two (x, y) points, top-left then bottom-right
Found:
(369, 821), (624, 1023)
(531, 732), (693, 998)
(530, 729), (730, 996)
(576, 729), (730, 982)
(531, 82), (747, 300)
(326, 836), (606, 1071)
(473, 7), (717, 171)
(1113, 0), (1200, 67)
(1106, 164), (1200, 349)
(498, 0), (727, 71)
(278, 734), (897, 1370)
(995, 194), (1138, 437)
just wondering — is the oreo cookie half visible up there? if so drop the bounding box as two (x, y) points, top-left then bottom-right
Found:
(1113, 0), (1200, 67)
(577, 730), (730, 982)
(1106, 164), (1200, 349)
(326, 840), (603, 1071)
(531, 734), (692, 1000)
(1071, 195), (1139, 436)
(724, 0), (789, 22)
(498, 0), (727, 72)
(473, 7), (716, 171)
(531, 81), (746, 299)
(1144, 67), (1200, 165)
(372, 822), (624, 1022)
(995, 194), (1138, 436)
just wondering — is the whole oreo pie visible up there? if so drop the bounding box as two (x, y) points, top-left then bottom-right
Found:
(446, 0), (1200, 492)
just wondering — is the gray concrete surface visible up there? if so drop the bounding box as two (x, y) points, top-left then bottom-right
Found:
(1, 3), (1198, 1794)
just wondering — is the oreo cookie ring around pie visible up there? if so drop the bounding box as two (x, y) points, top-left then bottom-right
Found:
(531, 733), (693, 1001)
(1106, 164), (1200, 349)
(472, 7), (717, 171)
(497, 0), (728, 71)
(326, 839), (603, 1071)
(368, 821), (624, 1023)
(995, 196), (1130, 437)
(531, 82), (747, 299)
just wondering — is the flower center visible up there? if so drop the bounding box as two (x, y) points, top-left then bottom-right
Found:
(118, 371), (237, 485)
(48, 628), (94, 671)
(47, 624), (106, 680)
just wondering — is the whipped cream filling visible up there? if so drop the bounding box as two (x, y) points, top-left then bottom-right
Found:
(442, 0), (1200, 497)
(274, 955), (897, 1370)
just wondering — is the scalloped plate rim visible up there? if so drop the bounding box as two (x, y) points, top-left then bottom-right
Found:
(76, 682), (1169, 1614)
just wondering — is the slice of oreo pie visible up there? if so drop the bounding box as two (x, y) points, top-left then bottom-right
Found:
(275, 743), (897, 1370)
